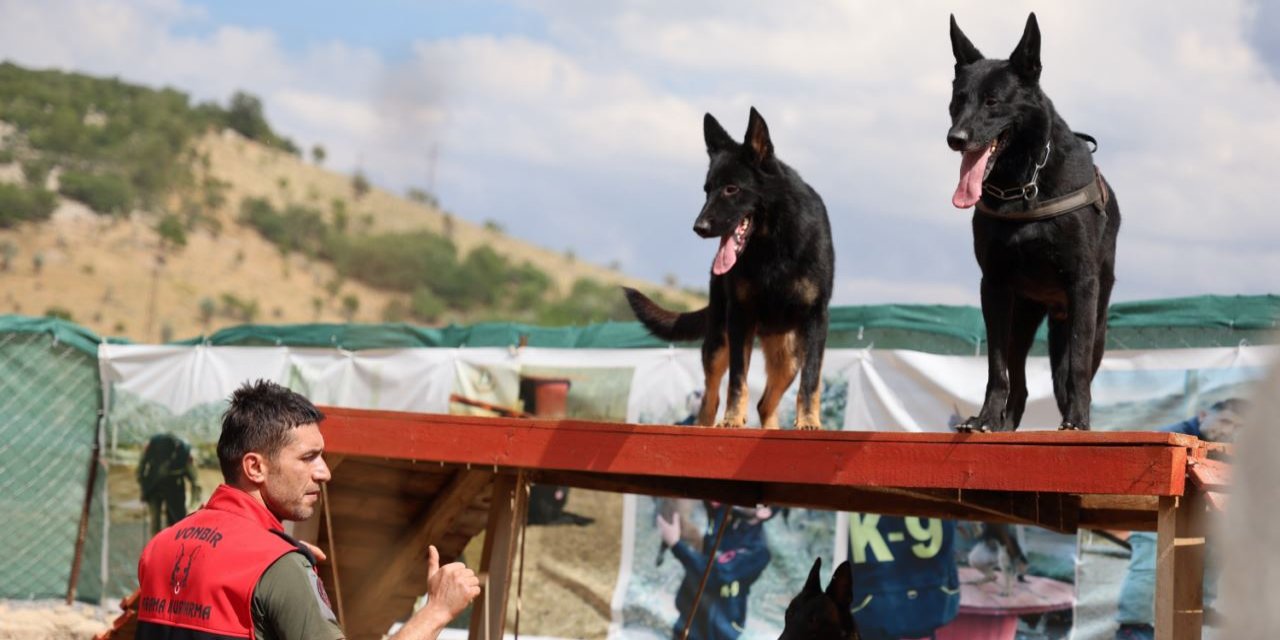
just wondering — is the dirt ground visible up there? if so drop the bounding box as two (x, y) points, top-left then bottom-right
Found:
(452, 487), (623, 639)
(0, 599), (120, 640)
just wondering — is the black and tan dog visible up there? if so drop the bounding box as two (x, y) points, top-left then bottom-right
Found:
(947, 13), (1121, 431)
(779, 558), (860, 640)
(625, 108), (834, 429)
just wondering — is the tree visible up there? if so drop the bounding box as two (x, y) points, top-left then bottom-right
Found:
(324, 276), (343, 302)
(149, 213), (187, 340)
(406, 187), (437, 207)
(351, 169), (370, 200)
(226, 91), (271, 142)
(0, 240), (15, 271)
(44, 306), (73, 321)
(340, 294), (360, 323)
(155, 213), (188, 251)
(198, 297), (216, 332)
(311, 144), (326, 165)
(330, 198), (349, 233)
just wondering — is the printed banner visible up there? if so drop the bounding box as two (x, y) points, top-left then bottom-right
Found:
(96, 343), (1275, 639)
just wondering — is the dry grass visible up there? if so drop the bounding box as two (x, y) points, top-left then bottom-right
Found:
(0, 129), (701, 342)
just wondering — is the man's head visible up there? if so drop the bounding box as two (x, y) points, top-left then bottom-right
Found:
(1201, 398), (1251, 443)
(218, 379), (330, 521)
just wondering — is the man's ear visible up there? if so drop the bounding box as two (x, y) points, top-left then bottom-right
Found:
(1009, 13), (1042, 83)
(242, 452), (268, 484)
(950, 14), (984, 66)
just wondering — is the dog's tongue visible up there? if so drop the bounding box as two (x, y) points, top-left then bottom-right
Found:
(953, 145), (994, 209)
(712, 233), (739, 275)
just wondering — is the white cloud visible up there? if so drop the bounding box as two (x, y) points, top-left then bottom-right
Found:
(0, 0), (1277, 304)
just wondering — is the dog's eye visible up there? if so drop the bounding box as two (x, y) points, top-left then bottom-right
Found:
(984, 97), (999, 107)
(722, 185), (740, 196)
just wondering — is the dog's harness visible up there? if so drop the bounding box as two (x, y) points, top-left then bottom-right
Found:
(977, 167), (1110, 221)
(977, 131), (1110, 222)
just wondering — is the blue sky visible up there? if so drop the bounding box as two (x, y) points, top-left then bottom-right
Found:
(2, 1), (1278, 306)
(176, 1), (546, 58)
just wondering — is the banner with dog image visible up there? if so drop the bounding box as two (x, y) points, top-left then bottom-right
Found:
(95, 343), (1275, 639)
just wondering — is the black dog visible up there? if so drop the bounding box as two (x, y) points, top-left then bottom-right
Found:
(625, 108), (834, 429)
(779, 558), (860, 640)
(947, 13), (1121, 431)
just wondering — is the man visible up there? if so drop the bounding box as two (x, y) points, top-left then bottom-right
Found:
(137, 432), (202, 537)
(657, 502), (773, 639)
(1113, 398), (1247, 640)
(136, 380), (479, 640)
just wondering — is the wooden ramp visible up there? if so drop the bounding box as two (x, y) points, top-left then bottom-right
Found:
(314, 407), (1222, 640)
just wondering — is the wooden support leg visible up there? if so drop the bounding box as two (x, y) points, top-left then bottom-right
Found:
(468, 471), (528, 640)
(1155, 491), (1206, 640)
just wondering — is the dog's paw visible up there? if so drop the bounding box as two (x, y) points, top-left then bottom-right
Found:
(1058, 421), (1088, 431)
(715, 419), (746, 429)
(794, 423), (823, 431)
(956, 418), (989, 433)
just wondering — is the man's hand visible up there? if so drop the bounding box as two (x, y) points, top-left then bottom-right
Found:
(656, 512), (681, 547)
(300, 540), (327, 563)
(393, 545), (481, 640)
(424, 545), (481, 622)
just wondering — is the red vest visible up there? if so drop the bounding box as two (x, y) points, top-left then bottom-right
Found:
(136, 485), (297, 639)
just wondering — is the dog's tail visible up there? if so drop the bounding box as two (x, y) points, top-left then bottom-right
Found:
(622, 287), (708, 342)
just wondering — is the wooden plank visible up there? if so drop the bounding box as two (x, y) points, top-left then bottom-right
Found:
(532, 470), (1078, 532)
(320, 407), (1200, 447)
(345, 470), (494, 639)
(468, 472), (528, 640)
(1079, 509), (1157, 532)
(1173, 490), (1207, 640)
(326, 490), (424, 523)
(1188, 458), (1230, 491)
(1081, 494), (1159, 511)
(319, 410), (1189, 496)
(328, 458), (451, 497)
(1155, 496), (1176, 640)
(1155, 493), (1206, 640)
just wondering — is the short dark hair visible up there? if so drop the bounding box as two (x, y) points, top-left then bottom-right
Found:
(218, 379), (325, 484)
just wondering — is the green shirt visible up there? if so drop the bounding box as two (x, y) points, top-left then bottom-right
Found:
(252, 552), (345, 640)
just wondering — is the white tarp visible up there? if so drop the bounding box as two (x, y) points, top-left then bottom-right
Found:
(98, 343), (1277, 639)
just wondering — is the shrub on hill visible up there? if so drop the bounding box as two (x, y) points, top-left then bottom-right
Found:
(0, 183), (57, 227)
(0, 63), (299, 213)
(58, 170), (134, 215)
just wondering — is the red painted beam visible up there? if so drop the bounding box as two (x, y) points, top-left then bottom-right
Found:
(318, 407), (1189, 497)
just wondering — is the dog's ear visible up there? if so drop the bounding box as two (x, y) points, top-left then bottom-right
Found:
(826, 561), (855, 609)
(1010, 13), (1042, 82)
(704, 113), (735, 155)
(744, 107), (775, 170)
(803, 557), (823, 594)
(949, 15), (984, 66)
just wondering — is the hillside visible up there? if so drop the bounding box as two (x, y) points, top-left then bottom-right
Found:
(199, 130), (703, 310)
(0, 63), (702, 342)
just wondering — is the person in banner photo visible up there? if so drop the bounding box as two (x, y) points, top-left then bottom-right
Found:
(847, 513), (960, 640)
(657, 502), (774, 639)
(137, 432), (202, 537)
(1112, 398), (1248, 640)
